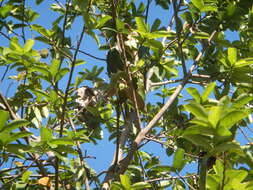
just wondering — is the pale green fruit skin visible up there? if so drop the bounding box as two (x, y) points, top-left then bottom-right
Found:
(39, 48), (49, 59)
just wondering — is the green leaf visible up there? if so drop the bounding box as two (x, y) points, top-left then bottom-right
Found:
(2, 119), (30, 133)
(151, 165), (172, 172)
(191, 0), (204, 10)
(48, 138), (75, 147)
(6, 144), (31, 159)
(111, 182), (123, 190)
(149, 31), (176, 39)
(131, 182), (151, 189)
(208, 106), (222, 128)
(10, 37), (22, 52)
(226, 169), (248, 183)
(190, 118), (210, 127)
(116, 19), (126, 32)
(138, 30), (176, 39)
(151, 18), (161, 32)
(120, 174), (131, 189)
(210, 142), (241, 154)
(233, 94), (253, 109)
(31, 24), (52, 37)
(219, 111), (247, 129)
(213, 159), (223, 175)
(183, 134), (212, 149)
(135, 17), (148, 32)
(0, 110), (9, 131)
(23, 39), (34, 53)
(186, 87), (201, 103)
(31, 66), (50, 77)
(54, 68), (69, 82)
(193, 32), (210, 39)
(50, 59), (60, 77)
(234, 58), (253, 68)
(206, 176), (219, 190)
(96, 15), (112, 28)
(36, 0), (45, 5)
(216, 125), (232, 137)
(8, 132), (32, 144)
(22, 171), (32, 183)
(201, 5), (217, 12)
(0, 4), (13, 18)
(40, 127), (52, 142)
(183, 125), (214, 136)
(173, 148), (185, 170)
(184, 102), (208, 119)
(202, 82), (216, 102)
(228, 47), (237, 65)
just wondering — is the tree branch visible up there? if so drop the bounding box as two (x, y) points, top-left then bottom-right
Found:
(102, 30), (218, 187)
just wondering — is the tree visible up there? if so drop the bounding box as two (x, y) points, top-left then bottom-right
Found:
(0, 0), (253, 189)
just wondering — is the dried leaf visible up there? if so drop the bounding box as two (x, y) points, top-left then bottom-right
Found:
(37, 177), (51, 187)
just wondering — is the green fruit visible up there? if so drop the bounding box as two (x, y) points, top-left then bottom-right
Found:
(39, 48), (49, 59)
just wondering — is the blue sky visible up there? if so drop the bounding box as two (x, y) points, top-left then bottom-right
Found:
(0, 0), (252, 189)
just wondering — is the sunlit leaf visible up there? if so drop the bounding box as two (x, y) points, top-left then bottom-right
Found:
(173, 148), (185, 170)
(186, 87), (201, 103)
(0, 110), (9, 131)
(228, 47), (237, 65)
(184, 102), (208, 119)
(135, 17), (148, 32)
(23, 39), (34, 53)
(95, 15), (112, 28)
(120, 174), (131, 189)
(202, 82), (216, 102)
(131, 182), (151, 189)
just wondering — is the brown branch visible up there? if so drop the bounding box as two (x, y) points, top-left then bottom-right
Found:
(102, 30), (218, 187)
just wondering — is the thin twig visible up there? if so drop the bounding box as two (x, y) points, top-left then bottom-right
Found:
(21, 0), (26, 43)
(144, 174), (198, 183)
(0, 31), (10, 40)
(151, 79), (183, 87)
(0, 65), (10, 85)
(144, 136), (199, 159)
(69, 47), (106, 61)
(239, 127), (252, 144)
(145, 0), (151, 23)
(173, 0), (187, 76)
(175, 171), (197, 190)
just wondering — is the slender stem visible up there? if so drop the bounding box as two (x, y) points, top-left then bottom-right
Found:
(69, 47), (106, 61)
(145, 174), (198, 183)
(21, 0), (26, 43)
(172, 0), (187, 76)
(145, 0), (151, 23)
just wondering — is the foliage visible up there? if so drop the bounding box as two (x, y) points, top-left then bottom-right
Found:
(0, 0), (252, 189)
